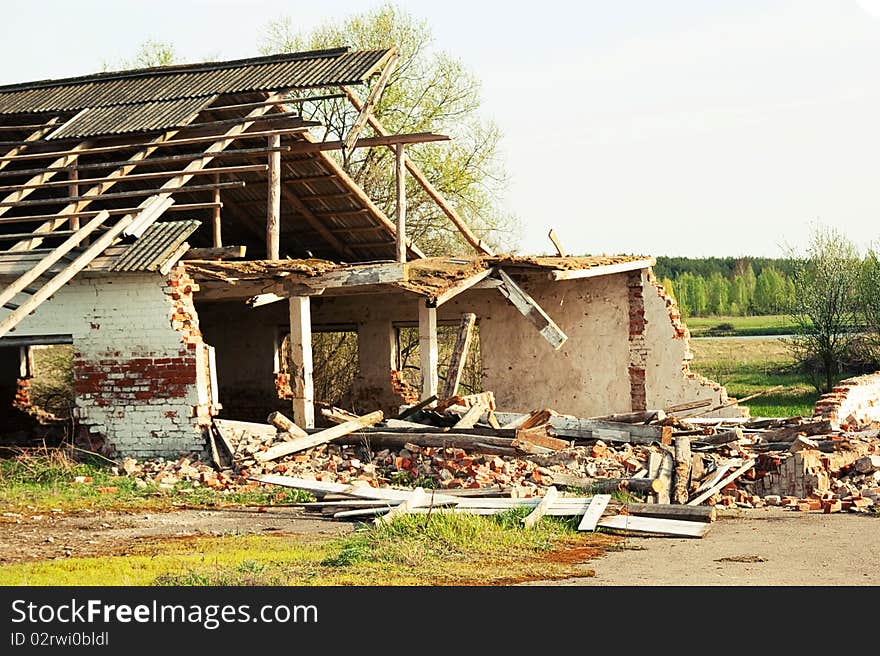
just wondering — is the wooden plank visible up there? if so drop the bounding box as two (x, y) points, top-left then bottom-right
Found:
(624, 503), (716, 523)
(207, 429), (222, 471)
(419, 302), (439, 400)
(288, 295), (314, 428)
(267, 133), (281, 260)
(267, 411), (308, 439)
(0, 146), (87, 221)
(0, 118), (60, 173)
(578, 494), (611, 531)
(344, 52), (397, 152)
(597, 514), (711, 538)
(375, 485), (430, 525)
(512, 426), (569, 453)
(213, 418), (277, 440)
(395, 395), (437, 419)
(212, 185), (222, 247)
(183, 245), (246, 260)
(590, 410), (666, 424)
(433, 268), (494, 307)
(495, 269), (568, 349)
(211, 423), (238, 463)
(395, 143), (406, 263)
(254, 410), (383, 462)
(441, 313), (476, 399)
(547, 229), (566, 257)
(0, 124), (318, 163)
(320, 407), (360, 424)
(250, 474), (461, 504)
(493, 412), (669, 444)
(342, 86), (493, 256)
(523, 486), (559, 529)
(0, 163), (268, 194)
(761, 419), (835, 443)
(452, 403), (486, 429)
(688, 459), (757, 506)
(549, 258), (655, 281)
(664, 398), (714, 414)
(550, 472), (665, 495)
(287, 262), (407, 291)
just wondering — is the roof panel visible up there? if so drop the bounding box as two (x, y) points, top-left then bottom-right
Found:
(0, 48), (392, 114)
(110, 220), (201, 272)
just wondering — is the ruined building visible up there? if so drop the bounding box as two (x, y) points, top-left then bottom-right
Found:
(0, 47), (739, 457)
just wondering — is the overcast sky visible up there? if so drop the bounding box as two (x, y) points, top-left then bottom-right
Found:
(2, 0), (880, 257)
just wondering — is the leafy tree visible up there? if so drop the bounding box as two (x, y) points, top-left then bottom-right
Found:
(106, 39), (178, 70)
(690, 275), (709, 316)
(729, 275), (748, 316)
(753, 266), (787, 314)
(259, 3), (519, 254)
(787, 226), (862, 392)
(707, 272), (730, 315)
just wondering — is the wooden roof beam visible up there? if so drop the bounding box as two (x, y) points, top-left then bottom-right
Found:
(0, 163), (267, 193)
(343, 51), (398, 152)
(0, 202), (221, 225)
(342, 86), (493, 256)
(0, 117), (60, 172)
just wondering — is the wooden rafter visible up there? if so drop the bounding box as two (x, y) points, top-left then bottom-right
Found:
(343, 86), (494, 256)
(0, 117), (60, 173)
(344, 51), (398, 152)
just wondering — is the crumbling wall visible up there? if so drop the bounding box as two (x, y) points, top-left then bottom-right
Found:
(2, 267), (216, 456)
(640, 268), (744, 418)
(813, 372), (880, 429)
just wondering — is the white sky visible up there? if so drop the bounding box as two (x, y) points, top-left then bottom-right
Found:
(2, 0), (880, 257)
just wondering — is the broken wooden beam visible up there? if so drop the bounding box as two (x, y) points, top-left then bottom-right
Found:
(254, 410), (383, 462)
(440, 313), (476, 399)
(512, 426), (569, 453)
(597, 514), (711, 538)
(624, 502), (716, 523)
(692, 427), (744, 446)
(183, 245), (246, 260)
(761, 419), (835, 443)
(495, 269), (568, 350)
(687, 459), (757, 506)
(493, 413), (672, 445)
(549, 472), (666, 495)
(577, 493), (611, 531)
(590, 409), (666, 424)
(523, 486), (558, 529)
(267, 411), (308, 439)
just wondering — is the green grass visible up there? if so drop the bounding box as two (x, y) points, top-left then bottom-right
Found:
(684, 314), (793, 337)
(688, 337), (819, 417)
(0, 509), (616, 586)
(0, 449), (312, 513)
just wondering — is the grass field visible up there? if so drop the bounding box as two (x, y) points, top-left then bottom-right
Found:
(688, 336), (818, 417)
(684, 314), (793, 337)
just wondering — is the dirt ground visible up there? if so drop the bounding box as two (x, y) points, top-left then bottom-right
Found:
(0, 507), (353, 565)
(526, 507), (880, 586)
(2, 506), (879, 585)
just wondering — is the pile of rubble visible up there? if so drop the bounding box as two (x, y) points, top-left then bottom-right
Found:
(108, 390), (880, 536)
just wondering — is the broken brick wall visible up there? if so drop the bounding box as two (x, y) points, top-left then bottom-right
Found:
(2, 267), (217, 457)
(813, 372), (880, 429)
(640, 268), (744, 418)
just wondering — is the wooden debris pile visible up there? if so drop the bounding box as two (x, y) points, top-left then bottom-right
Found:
(203, 394), (880, 528)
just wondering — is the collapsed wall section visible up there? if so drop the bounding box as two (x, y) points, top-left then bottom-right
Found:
(3, 266), (216, 456)
(813, 372), (880, 429)
(639, 268), (744, 418)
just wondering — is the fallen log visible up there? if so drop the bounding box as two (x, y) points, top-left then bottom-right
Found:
(692, 427), (743, 446)
(762, 419), (835, 443)
(673, 436), (692, 504)
(624, 502), (716, 523)
(550, 472), (666, 495)
(267, 411), (308, 438)
(255, 411), (383, 462)
(590, 410), (666, 424)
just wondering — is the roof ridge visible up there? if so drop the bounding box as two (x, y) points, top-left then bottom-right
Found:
(0, 46), (389, 94)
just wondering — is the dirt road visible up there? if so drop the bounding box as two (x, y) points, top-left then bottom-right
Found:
(529, 508), (880, 586)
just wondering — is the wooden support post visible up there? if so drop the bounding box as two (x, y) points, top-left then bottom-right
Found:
(267, 133), (281, 259)
(68, 164), (79, 232)
(395, 144), (406, 263)
(441, 312), (476, 399)
(419, 302), (438, 400)
(288, 295), (314, 428)
(212, 177), (222, 247)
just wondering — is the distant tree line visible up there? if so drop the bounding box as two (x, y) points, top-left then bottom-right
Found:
(653, 257), (796, 317)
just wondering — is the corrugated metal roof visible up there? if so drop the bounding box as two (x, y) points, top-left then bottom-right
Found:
(0, 48), (391, 114)
(110, 220), (201, 272)
(47, 95), (216, 140)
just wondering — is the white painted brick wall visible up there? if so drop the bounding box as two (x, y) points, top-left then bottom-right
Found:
(1, 272), (207, 457)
